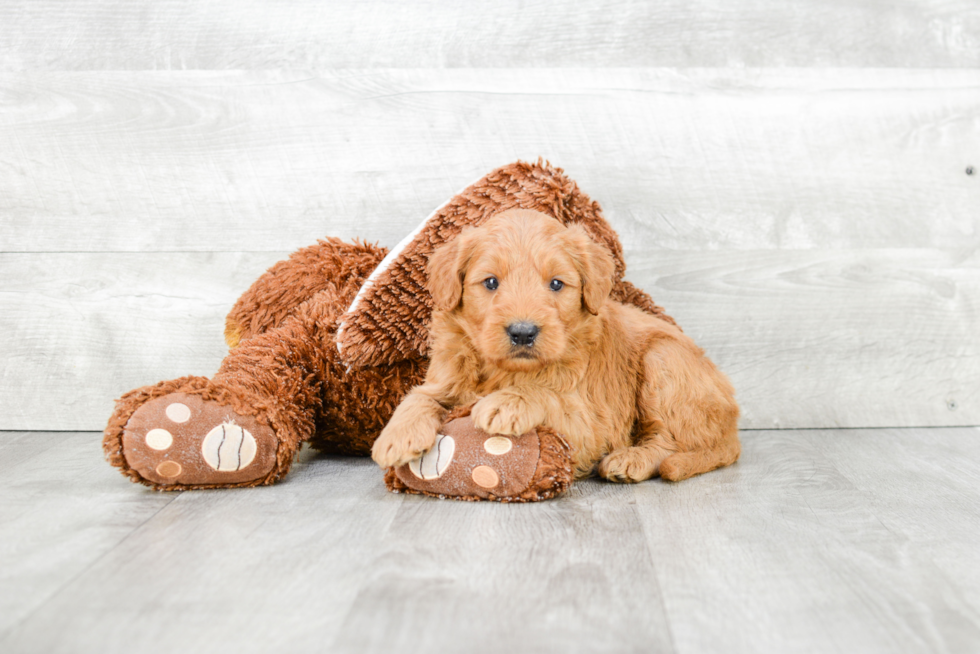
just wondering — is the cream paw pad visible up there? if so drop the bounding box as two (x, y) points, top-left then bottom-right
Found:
(121, 393), (278, 487)
(385, 405), (574, 503)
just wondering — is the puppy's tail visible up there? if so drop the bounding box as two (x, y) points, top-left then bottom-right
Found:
(659, 438), (740, 482)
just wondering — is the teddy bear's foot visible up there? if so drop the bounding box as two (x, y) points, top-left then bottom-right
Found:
(384, 406), (574, 502)
(120, 392), (279, 488)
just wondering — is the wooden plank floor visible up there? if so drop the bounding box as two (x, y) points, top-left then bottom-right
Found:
(2, 428), (979, 654)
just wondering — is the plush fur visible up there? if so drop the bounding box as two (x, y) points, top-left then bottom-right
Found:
(372, 210), (741, 482)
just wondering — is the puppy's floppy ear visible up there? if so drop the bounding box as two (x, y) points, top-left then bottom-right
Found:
(566, 225), (615, 315)
(427, 228), (478, 312)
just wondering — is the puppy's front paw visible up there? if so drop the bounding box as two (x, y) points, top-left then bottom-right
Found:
(372, 420), (438, 469)
(598, 447), (659, 483)
(472, 391), (539, 436)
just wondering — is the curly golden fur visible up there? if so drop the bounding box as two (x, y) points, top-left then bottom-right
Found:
(372, 209), (741, 482)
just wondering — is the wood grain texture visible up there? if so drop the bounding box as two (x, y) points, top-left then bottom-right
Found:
(3, 428), (979, 653)
(818, 428), (980, 618)
(0, 0), (978, 70)
(0, 432), (176, 635)
(635, 427), (980, 654)
(0, 439), (405, 653)
(639, 248), (980, 430)
(0, 252), (285, 431)
(2, 247), (976, 432)
(3, 3), (978, 653)
(0, 69), (976, 253)
(333, 482), (673, 653)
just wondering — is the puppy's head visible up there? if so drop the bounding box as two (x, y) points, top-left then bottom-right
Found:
(427, 209), (615, 371)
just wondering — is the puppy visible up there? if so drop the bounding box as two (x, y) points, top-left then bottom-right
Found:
(371, 209), (740, 482)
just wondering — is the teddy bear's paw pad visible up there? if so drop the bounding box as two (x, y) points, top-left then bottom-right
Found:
(121, 393), (277, 486)
(393, 415), (540, 499)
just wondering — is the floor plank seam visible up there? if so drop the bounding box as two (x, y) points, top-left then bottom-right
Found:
(627, 487), (681, 654)
(0, 490), (183, 644)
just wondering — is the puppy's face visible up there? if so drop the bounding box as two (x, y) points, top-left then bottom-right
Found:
(427, 209), (615, 371)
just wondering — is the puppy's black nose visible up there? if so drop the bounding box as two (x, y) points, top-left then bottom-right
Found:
(507, 321), (539, 346)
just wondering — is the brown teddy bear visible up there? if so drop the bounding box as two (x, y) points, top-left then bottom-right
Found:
(102, 161), (676, 500)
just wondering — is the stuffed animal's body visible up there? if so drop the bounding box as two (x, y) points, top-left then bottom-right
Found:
(105, 239), (426, 488)
(103, 161), (678, 498)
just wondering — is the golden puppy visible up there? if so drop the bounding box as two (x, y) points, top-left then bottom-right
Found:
(371, 209), (740, 482)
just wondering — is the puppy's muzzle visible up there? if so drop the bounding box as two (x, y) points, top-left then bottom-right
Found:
(506, 321), (539, 347)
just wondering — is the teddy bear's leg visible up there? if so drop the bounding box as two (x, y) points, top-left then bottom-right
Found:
(105, 294), (339, 490)
(105, 377), (284, 489)
(305, 353), (427, 458)
(104, 238), (392, 490)
(224, 237), (389, 347)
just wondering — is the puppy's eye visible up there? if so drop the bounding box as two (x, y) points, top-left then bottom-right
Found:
(483, 277), (499, 291)
(549, 279), (564, 291)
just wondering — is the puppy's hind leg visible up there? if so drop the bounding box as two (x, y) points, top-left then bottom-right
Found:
(659, 438), (740, 482)
(598, 431), (676, 483)
(606, 334), (740, 483)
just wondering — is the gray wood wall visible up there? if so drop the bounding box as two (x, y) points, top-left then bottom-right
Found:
(1, 1), (978, 432)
